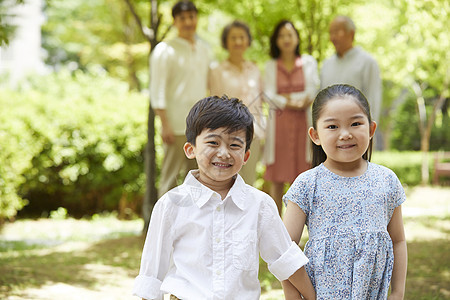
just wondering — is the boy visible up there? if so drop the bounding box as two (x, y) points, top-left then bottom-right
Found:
(133, 96), (316, 299)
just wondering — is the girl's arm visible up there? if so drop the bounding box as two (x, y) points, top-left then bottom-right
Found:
(387, 205), (407, 299)
(289, 55), (320, 109)
(282, 201), (315, 299)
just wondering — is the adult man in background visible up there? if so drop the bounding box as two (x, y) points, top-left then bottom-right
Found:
(320, 16), (382, 132)
(150, 0), (210, 197)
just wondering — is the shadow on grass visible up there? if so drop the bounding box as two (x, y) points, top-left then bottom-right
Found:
(404, 215), (450, 236)
(1, 235), (449, 299)
(257, 238), (450, 299)
(406, 238), (450, 299)
(0, 235), (145, 297)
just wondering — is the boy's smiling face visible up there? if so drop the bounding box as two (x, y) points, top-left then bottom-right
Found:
(184, 127), (250, 188)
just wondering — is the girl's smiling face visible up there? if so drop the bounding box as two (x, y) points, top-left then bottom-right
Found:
(184, 127), (250, 188)
(308, 96), (376, 173)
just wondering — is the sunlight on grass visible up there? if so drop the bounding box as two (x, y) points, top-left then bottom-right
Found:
(0, 187), (449, 299)
(0, 213), (143, 251)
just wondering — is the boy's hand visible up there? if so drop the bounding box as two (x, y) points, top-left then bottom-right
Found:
(387, 293), (404, 300)
(282, 279), (303, 300)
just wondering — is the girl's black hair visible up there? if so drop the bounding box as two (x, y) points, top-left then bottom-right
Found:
(310, 84), (374, 167)
(269, 20), (301, 58)
(186, 95), (254, 151)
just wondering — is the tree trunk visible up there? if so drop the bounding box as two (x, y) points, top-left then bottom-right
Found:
(413, 81), (429, 185)
(142, 104), (157, 233)
(142, 0), (160, 234)
(413, 78), (449, 185)
(122, 0), (160, 234)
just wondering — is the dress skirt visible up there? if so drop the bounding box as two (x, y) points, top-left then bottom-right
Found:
(264, 108), (310, 184)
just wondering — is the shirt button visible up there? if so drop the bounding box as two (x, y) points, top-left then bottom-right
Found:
(216, 206), (221, 212)
(216, 270), (221, 275)
(216, 238), (221, 243)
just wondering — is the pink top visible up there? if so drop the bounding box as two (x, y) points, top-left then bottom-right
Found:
(209, 60), (264, 138)
(276, 57), (305, 94)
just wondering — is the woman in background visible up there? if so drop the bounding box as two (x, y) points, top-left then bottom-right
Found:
(209, 20), (264, 186)
(263, 20), (320, 215)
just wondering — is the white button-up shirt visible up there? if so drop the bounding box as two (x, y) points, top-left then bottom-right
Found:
(133, 170), (309, 300)
(150, 37), (210, 135)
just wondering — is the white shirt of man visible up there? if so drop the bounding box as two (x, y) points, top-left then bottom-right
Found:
(150, 36), (210, 135)
(320, 46), (382, 122)
(133, 170), (309, 300)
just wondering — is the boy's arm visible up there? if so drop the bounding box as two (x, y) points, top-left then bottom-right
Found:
(282, 201), (315, 299)
(133, 199), (172, 300)
(282, 280), (303, 300)
(387, 206), (407, 300)
(154, 109), (175, 144)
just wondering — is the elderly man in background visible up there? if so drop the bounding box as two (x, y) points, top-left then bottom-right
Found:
(320, 16), (382, 139)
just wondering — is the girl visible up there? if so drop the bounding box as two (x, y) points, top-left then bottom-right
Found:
(282, 84), (407, 299)
(263, 20), (320, 215)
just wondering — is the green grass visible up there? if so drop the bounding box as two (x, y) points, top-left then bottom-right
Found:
(0, 187), (449, 299)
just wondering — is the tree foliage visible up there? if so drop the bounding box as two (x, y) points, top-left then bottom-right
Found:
(42, 0), (150, 90)
(1, 0), (449, 219)
(0, 69), (148, 221)
(0, 0), (25, 45)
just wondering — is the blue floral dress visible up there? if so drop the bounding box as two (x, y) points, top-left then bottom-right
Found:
(284, 162), (405, 299)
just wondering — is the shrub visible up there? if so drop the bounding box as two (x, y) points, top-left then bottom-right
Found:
(0, 69), (148, 220)
(390, 96), (449, 151)
(372, 151), (433, 186)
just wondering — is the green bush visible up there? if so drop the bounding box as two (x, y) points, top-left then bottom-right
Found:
(0, 69), (148, 220)
(390, 96), (449, 151)
(372, 151), (433, 186)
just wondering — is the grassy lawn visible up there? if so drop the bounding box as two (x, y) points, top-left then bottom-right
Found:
(0, 186), (449, 299)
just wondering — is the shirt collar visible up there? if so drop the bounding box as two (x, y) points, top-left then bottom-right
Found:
(183, 170), (247, 210)
(222, 59), (250, 72)
(225, 174), (247, 210)
(277, 56), (302, 73)
(173, 36), (198, 47)
(336, 46), (358, 59)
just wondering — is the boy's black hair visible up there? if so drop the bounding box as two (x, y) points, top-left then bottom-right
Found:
(172, 0), (198, 18)
(310, 84), (374, 167)
(186, 95), (254, 151)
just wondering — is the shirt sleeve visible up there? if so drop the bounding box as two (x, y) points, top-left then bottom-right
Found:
(133, 197), (173, 300)
(362, 56), (382, 122)
(258, 196), (309, 281)
(385, 168), (406, 221)
(149, 42), (172, 110)
(283, 172), (311, 217)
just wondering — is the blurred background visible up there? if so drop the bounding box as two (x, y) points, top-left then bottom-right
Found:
(0, 0), (448, 299)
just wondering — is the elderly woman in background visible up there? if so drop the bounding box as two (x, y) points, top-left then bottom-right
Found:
(209, 20), (264, 187)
